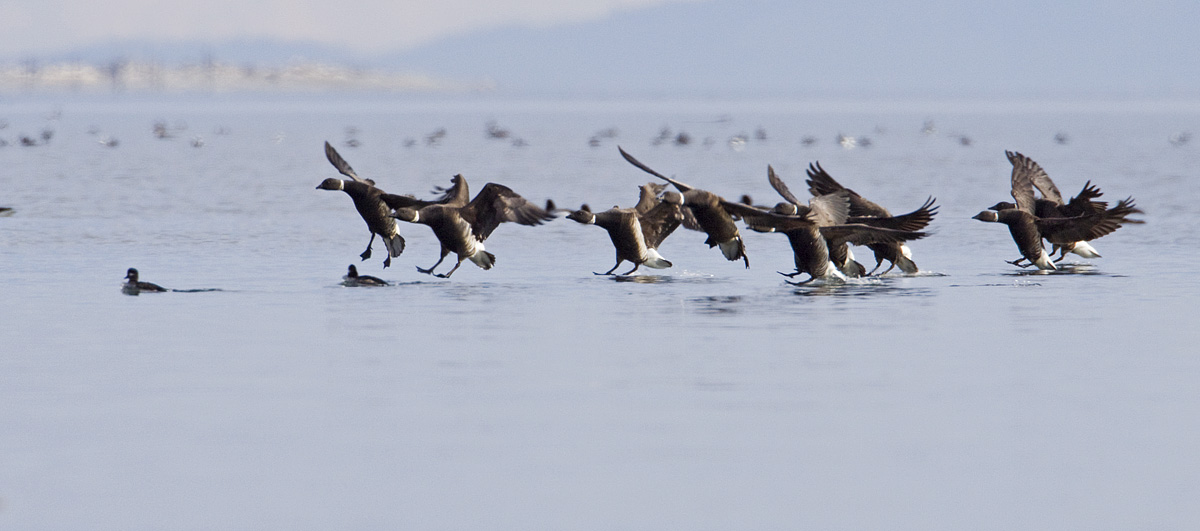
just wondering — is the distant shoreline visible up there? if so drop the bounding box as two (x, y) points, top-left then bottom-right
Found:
(0, 60), (494, 94)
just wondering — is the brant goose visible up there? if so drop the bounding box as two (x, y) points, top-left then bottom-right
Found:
(123, 268), (167, 295)
(748, 169), (929, 283)
(317, 142), (466, 268)
(988, 151), (1143, 265)
(393, 177), (554, 278)
(803, 161), (938, 275)
(618, 146), (750, 267)
(342, 264), (389, 286)
(566, 184), (685, 275)
(973, 151), (1140, 270)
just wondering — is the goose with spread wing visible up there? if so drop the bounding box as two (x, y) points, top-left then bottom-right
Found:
(987, 150), (1142, 265)
(748, 167), (930, 283)
(393, 176), (554, 278)
(618, 146), (750, 267)
(803, 162), (938, 275)
(565, 183), (685, 275)
(316, 141), (465, 268)
(973, 150), (1140, 270)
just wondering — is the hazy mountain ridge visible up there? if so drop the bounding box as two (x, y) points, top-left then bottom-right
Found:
(7, 0), (1200, 97)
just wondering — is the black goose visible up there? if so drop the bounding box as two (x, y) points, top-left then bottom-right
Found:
(973, 151), (1138, 270)
(566, 184), (685, 275)
(989, 151), (1142, 264)
(618, 146), (750, 267)
(123, 268), (167, 295)
(393, 176), (554, 278)
(342, 264), (389, 286)
(747, 168), (930, 283)
(803, 162), (938, 275)
(316, 142), (465, 268)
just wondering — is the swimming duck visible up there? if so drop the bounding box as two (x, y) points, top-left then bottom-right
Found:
(342, 264), (389, 286)
(973, 151), (1139, 270)
(566, 184), (685, 275)
(803, 161), (938, 275)
(123, 268), (167, 295)
(618, 146), (750, 267)
(317, 141), (465, 268)
(988, 151), (1143, 265)
(393, 176), (554, 278)
(750, 168), (929, 283)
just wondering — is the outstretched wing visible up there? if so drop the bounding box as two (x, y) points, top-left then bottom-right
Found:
(1006, 150), (1041, 214)
(380, 193), (437, 210)
(850, 196), (938, 231)
(634, 182), (668, 214)
(767, 165), (806, 207)
(1060, 181), (1107, 217)
(325, 141), (375, 186)
(1007, 150), (1061, 206)
(618, 146), (694, 192)
(819, 224), (928, 246)
(639, 201), (684, 249)
(1036, 198), (1141, 243)
(807, 191), (851, 227)
(430, 174), (471, 207)
(805, 162), (891, 218)
(465, 183), (555, 241)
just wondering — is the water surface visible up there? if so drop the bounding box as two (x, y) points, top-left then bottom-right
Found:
(2, 95), (1199, 530)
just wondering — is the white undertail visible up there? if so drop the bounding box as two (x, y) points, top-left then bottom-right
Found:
(1069, 241), (1102, 259)
(717, 237), (743, 261)
(643, 248), (672, 269)
(895, 243), (918, 274)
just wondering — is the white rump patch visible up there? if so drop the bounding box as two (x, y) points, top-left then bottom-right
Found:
(718, 238), (742, 260)
(1070, 241), (1102, 259)
(644, 248), (672, 269)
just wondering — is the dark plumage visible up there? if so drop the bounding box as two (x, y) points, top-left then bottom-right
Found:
(317, 141), (465, 268)
(802, 162), (938, 275)
(748, 168), (929, 283)
(393, 176), (554, 278)
(618, 146), (750, 267)
(123, 268), (167, 295)
(566, 184), (685, 275)
(989, 151), (1143, 264)
(342, 264), (389, 286)
(974, 150), (1141, 270)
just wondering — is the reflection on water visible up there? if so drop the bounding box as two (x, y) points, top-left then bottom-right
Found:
(689, 295), (743, 314)
(789, 278), (936, 299)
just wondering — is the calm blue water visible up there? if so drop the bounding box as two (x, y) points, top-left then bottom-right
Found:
(2, 95), (1200, 530)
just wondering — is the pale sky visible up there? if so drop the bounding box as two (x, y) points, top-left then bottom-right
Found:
(0, 0), (701, 56)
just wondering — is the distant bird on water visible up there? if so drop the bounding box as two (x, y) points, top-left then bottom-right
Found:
(123, 268), (167, 295)
(342, 264), (389, 286)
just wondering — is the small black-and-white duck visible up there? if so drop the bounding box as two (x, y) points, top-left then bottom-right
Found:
(342, 264), (389, 286)
(123, 268), (167, 295)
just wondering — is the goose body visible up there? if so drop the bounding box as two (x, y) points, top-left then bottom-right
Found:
(618, 146), (749, 267)
(394, 177), (553, 278)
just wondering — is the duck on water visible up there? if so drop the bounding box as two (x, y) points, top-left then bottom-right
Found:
(342, 264), (389, 286)
(123, 268), (167, 295)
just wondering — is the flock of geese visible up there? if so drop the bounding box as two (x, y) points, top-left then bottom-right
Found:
(121, 141), (1145, 292)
